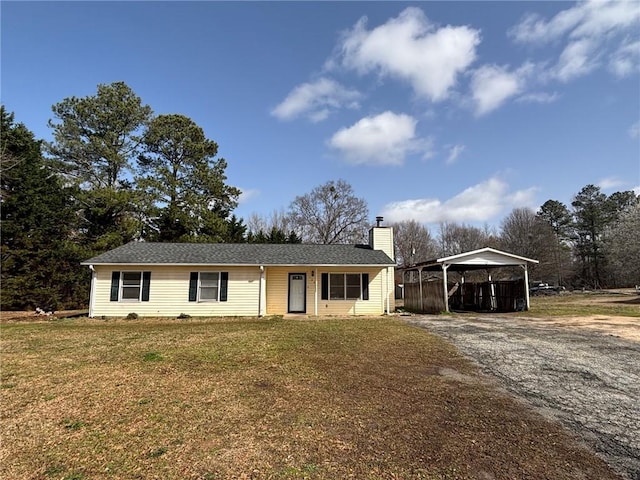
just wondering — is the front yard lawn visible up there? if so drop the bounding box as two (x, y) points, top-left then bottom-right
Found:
(0, 317), (619, 479)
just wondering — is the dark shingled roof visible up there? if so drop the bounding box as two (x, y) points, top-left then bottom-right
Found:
(82, 242), (394, 266)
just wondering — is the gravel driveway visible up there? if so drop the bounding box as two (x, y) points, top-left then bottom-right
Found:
(406, 314), (640, 480)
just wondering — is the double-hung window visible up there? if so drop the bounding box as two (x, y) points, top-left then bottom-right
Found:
(322, 273), (369, 301)
(121, 272), (142, 300)
(110, 271), (151, 302)
(199, 272), (220, 301)
(189, 272), (229, 302)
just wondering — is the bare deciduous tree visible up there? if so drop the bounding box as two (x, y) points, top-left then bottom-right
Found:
(605, 201), (640, 287)
(289, 179), (369, 244)
(499, 207), (558, 282)
(392, 220), (438, 266)
(437, 222), (490, 256)
(247, 209), (295, 235)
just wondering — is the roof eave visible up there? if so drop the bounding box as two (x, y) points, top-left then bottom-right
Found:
(81, 262), (395, 267)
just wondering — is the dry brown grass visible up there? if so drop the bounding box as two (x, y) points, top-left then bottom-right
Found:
(1, 317), (620, 479)
(528, 289), (640, 318)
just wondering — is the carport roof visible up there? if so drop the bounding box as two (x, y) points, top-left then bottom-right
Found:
(400, 247), (539, 272)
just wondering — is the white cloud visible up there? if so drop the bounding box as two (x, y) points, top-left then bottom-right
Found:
(446, 144), (465, 165)
(506, 187), (539, 207)
(238, 188), (260, 205)
(381, 177), (537, 224)
(331, 7), (480, 102)
(598, 177), (625, 190)
(553, 39), (599, 82)
(509, 1), (640, 44)
(508, 10), (582, 44)
(609, 39), (640, 77)
(629, 121), (640, 139)
(517, 91), (560, 104)
(633, 185), (640, 195)
(509, 1), (640, 82)
(328, 111), (431, 166)
(271, 77), (361, 122)
(470, 64), (525, 115)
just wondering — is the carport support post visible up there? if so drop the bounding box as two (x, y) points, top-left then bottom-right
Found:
(418, 268), (423, 312)
(522, 264), (531, 311)
(442, 264), (450, 313)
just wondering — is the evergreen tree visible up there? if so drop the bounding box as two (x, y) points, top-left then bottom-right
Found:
(246, 227), (302, 244)
(538, 199), (574, 287)
(1, 107), (88, 310)
(137, 114), (241, 242)
(47, 81), (152, 249)
(571, 185), (610, 288)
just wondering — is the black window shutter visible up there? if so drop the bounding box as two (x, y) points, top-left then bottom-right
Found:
(188, 272), (198, 302)
(220, 272), (229, 302)
(362, 273), (369, 300)
(141, 271), (151, 301)
(321, 273), (328, 300)
(110, 271), (120, 302)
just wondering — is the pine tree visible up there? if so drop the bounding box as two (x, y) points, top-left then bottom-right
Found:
(137, 114), (241, 242)
(47, 81), (152, 249)
(1, 107), (88, 310)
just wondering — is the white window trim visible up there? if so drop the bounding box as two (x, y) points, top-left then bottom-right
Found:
(120, 271), (143, 302)
(198, 271), (221, 302)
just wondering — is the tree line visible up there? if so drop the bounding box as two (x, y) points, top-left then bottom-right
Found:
(392, 187), (639, 289)
(1, 81), (638, 310)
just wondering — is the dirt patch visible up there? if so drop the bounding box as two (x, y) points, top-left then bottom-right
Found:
(532, 315), (640, 342)
(0, 310), (88, 322)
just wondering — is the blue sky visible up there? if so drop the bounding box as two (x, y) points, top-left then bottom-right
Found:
(2, 1), (639, 230)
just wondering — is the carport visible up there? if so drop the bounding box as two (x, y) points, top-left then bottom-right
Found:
(400, 247), (539, 313)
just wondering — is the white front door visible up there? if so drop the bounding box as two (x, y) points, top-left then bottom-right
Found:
(288, 273), (306, 313)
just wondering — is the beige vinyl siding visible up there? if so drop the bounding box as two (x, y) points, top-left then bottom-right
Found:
(380, 267), (396, 313)
(369, 227), (394, 262)
(265, 267), (315, 315)
(91, 263), (394, 318)
(265, 266), (391, 316)
(92, 265), (261, 317)
(318, 267), (385, 316)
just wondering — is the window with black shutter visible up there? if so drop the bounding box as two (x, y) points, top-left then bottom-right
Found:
(110, 271), (151, 302)
(188, 272), (229, 302)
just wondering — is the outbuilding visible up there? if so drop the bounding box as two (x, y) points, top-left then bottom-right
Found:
(400, 247), (539, 314)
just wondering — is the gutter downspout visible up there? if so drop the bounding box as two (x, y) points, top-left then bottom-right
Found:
(88, 265), (96, 318)
(314, 268), (318, 316)
(258, 266), (264, 317)
(385, 267), (390, 314)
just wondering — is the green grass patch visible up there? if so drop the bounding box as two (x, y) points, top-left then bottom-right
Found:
(62, 419), (87, 430)
(142, 351), (164, 362)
